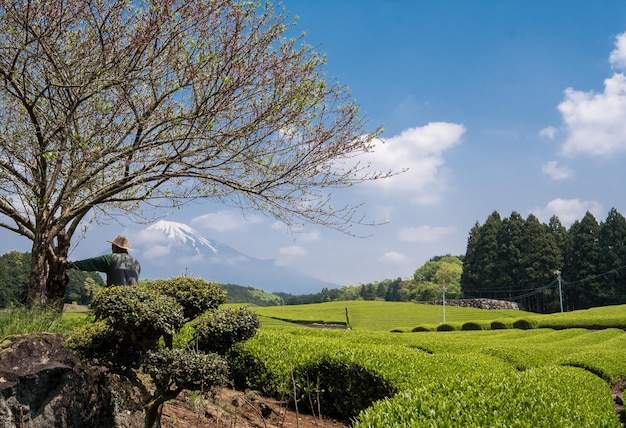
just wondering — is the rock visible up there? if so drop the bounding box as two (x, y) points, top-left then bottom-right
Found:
(0, 333), (144, 427)
(418, 298), (520, 310)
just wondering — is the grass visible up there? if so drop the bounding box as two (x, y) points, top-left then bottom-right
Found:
(254, 300), (531, 331)
(0, 305), (92, 338)
(253, 301), (626, 332)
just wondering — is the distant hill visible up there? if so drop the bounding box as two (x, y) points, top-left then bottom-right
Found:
(219, 283), (282, 306)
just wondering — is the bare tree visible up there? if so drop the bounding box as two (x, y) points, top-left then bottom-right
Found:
(0, 0), (391, 307)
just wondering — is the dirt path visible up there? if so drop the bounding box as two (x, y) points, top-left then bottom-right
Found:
(161, 387), (351, 428)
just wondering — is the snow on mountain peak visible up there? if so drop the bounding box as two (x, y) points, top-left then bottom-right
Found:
(147, 220), (218, 255)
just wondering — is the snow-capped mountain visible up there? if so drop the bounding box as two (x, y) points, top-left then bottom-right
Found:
(135, 220), (338, 295)
(148, 220), (218, 255)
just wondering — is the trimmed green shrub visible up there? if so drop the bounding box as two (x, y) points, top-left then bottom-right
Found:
(461, 321), (485, 331)
(193, 306), (259, 354)
(143, 348), (229, 392)
(145, 277), (226, 321)
(68, 276), (259, 428)
(490, 320), (510, 329)
(90, 286), (185, 351)
(66, 321), (140, 371)
(436, 323), (457, 331)
(513, 318), (538, 330)
(411, 325), (432, 332)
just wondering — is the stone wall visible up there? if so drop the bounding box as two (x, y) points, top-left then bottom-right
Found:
(417, 298), (519, 310)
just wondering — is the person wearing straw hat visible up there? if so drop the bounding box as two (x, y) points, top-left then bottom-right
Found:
(69, 234), (141, 286)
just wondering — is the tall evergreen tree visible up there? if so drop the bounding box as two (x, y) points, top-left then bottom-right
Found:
(494, 212), (525, 297)
(547, 215), (569, 260)
(565, 212), (602, 309)
(384, 278), (404, 302)
(520, 214), (563, 312)
(463, 211), (502, 298)
(460, 221), (481, 293)
(598, 208), (626, 304)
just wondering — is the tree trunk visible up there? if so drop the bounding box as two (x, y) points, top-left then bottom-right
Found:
(28, 240), (49, 306)
(144, 390), (178, 428)
(27, 231), (70, 310)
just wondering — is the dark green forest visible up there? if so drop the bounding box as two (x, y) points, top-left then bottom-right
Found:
(0, 250), (105, 307)
(1, 208), (625, 313)
(461, 208), (626, 312)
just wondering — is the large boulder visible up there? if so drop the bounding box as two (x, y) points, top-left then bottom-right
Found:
(0, 333), (144, 427)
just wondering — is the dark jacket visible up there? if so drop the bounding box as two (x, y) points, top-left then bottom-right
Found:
(70, 253), (141, 286)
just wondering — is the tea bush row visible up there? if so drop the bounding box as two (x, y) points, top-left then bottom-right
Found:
(230, 326), (622, 425)
(410, 303), (626, 332)
(354, 366), (619, 427)
(229, 327), (511, 419)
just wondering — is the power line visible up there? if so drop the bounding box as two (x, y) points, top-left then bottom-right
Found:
(463, 264), (626, 305)
(561, 265), (626, 286)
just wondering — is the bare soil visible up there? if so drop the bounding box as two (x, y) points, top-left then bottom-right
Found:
(161, 387), (351, 428)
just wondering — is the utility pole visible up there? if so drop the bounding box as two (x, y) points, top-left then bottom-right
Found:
(554, 270), (563, 313)
(442, 284), (447, 323)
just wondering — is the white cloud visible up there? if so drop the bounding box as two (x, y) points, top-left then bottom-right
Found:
(278, 245), (307, 256)
(398, 225), (455, 243)
(531, 198), (603, 227)
(609, 31), (626, 70)
(539, 126), (557, 140)
(191, 210), (262, 232)
(300, 230), (320, 242)
(558, 74), (626, 156)
(379, 251), (407, 263)
(142, 244), (171, 258)
(365, 122), (466, 205)
(541, 160), (573, 181)
(270, 221), (287, 231)
(274, 245), (307, 267)
(557, 31), (626, 157)
(135, 227), (168, 245)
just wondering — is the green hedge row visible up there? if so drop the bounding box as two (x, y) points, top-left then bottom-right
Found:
(228, 326), (622, 425)
(354, 366), (619, 427)
(409, 304), (626, 332)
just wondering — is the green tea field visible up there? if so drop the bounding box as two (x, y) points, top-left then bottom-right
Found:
(235, 302), (626, 426)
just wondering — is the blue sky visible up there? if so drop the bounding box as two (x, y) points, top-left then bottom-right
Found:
(4, 1), (626, 290)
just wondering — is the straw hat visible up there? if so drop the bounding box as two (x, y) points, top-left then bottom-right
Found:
(108, 234), (133, 250)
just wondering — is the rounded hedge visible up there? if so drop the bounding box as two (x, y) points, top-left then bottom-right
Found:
(491, 320), (510, 330)
(512, 318), (538, 330)
(461, 322), (484, 331)
(146, 277), (226, 321)
(66, 321), (140, 370)
(192, 306), (259, 354)
(436, 323), (457, 331)
(143, 348), (229, 392)
(90, 285), (185, 350)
